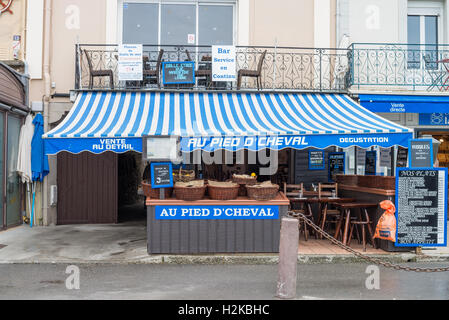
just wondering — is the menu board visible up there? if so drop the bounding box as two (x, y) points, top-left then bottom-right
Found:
(396, 146), (408, 167)
(395, 168), (448, 247)
(409, 139), (433, 168)
(379, 147), (391, 167)
(309, 150), (325, 170)
(150, 162), (174, 189)
(162, 62), (195, 85)
(328, 152), (345, 182)
(365, 151), (377, 175)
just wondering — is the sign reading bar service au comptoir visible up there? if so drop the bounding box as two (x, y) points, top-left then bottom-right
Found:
(395, 168), (448, 247)
(212, 45), (236, 82)
(155, 205), (279, 220)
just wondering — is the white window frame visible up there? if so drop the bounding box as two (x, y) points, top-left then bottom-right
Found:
(407, 2), (443, 45)
(117, 0), (236, 46)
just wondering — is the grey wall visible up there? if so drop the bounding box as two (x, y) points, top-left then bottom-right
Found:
(294, 147), (337, 188)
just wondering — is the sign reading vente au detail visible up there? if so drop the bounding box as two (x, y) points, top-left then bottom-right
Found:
(155, 205), (279, 220)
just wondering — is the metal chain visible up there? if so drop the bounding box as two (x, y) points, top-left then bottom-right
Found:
(288, 211), (449, 272)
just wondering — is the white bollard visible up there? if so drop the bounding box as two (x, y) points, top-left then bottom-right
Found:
(276, 216), (299, 299)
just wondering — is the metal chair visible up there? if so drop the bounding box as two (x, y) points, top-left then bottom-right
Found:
(237, 50), (267, 90)
(83, 49), (114, 89)
(423, 54), (446, 92)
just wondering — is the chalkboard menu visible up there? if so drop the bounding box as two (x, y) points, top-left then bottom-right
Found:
(162, 62), (195, 85)
(396, 146), (408, 167)
(409, 139), (433, 168)
(309, 150), (325, 170)
(150, 162), (174, 189)
(365, 151), (377, 175)
(396, 168), (448, 247)
(328, 152), (345, 182)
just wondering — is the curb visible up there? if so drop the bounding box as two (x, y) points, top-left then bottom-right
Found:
(1, 253), (449, 265)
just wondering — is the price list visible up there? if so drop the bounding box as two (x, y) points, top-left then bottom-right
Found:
(396, 168), (447, 247)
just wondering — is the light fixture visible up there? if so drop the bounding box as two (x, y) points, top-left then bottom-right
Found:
(440, 138), (444, 143)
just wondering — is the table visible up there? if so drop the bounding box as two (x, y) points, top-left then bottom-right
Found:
(290, 197), (354, 239)
(333, 202), (378, 246)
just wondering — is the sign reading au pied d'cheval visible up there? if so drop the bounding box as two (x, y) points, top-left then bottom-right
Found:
(395, 168), (447, 247)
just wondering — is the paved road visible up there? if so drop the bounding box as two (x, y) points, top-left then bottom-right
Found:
(1, 262), (449, 300)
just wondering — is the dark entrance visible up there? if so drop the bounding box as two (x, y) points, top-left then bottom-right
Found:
(57, 151), (118, 224)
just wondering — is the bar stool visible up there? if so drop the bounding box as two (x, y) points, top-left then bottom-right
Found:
(285, 183), (315, 241)
(317, 183), (339, 237)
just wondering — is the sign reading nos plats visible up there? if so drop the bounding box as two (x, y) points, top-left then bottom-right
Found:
(395, 168), (447, 247)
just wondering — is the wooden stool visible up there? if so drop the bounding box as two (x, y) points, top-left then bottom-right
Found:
(290, 209), (315, 241)
(347, 210), (376, 252)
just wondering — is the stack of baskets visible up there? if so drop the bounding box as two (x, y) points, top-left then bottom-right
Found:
(207, 181), (240, 200)
(174, 180), (206, 201)
(246, 181), (279, 200)
(232, 174), (258, 196)
(141, 180), (173, 198)
(173, 168), (195, 183)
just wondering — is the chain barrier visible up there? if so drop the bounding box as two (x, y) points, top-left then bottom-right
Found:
(288, 211), (449, 273)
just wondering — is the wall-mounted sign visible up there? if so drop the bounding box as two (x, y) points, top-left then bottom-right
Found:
(396, 146), (408, 167)
(155, 205), (279, 220)
(142, 135), (181, 162)
(328, 152), (345, 182)
(419, 113), (449, 126)
(409, 139), (433, 168)
(365, 151), (377, 175)
(212, 45), (236, 82)
(395, 167), (447, 247)
(379, 147), (391, 167)
(308, 149), (325, 170)
(118, 44), (143, 81)
(162, 61), (195, 85)
(150, 162), (173, 189)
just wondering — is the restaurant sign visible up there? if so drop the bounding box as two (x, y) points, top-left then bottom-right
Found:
(162, 62), (195, 85)
(212, 45), (236, 82)
(118, 44), (143, 81)
(155, 205), (279, 220)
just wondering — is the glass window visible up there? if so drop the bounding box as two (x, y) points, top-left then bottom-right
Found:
(407, 15), (421, 69)
(122, 2), (158, 44)
(160, 4), (196, 46)
(6, 115), (21, 227)
(198, 5), (234, 45)
(425, 16), (438, 69)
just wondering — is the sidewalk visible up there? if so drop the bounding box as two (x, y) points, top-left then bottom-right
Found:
(0, 222), (448, 265)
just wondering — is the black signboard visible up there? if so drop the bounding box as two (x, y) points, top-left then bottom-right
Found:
(309, 149), (325, 170)
(162, 61), (195, 85)
(365, 151), (377, 175)
(328, 152), (345, 182)
(395, 168), (448, 247)
(409, 139), (433, 168)
(396, 146), (408, 167)
(150, 162), (173, 189)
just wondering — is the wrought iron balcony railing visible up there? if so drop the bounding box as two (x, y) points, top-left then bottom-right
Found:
(75, 44), (350, 92)
(349, 43), (449, 92)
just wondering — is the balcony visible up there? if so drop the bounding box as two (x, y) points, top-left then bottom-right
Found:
(349, 43), (449, 93)
(75, 44), (350, 92)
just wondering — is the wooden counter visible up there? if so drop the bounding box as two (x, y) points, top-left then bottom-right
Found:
(146, 192), (290, 206)
(146, 192), (289, 254)
(339, 184), (395, 196)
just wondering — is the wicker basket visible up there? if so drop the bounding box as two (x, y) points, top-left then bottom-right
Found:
(232, 175), (257, 196)
(208, 184), (240, 200)
(246, 184), (279, 201)
(174, 185), (207, 201)
(173, 168), (196, 182)
(142, 181), (173, 198)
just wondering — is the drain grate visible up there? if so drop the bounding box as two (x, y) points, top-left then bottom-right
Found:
(0, 244), (7, 250)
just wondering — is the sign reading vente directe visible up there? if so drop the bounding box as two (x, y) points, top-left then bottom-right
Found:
(155, 205), (279, 220)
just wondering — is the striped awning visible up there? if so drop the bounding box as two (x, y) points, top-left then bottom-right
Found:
(44, 91), (413, 154)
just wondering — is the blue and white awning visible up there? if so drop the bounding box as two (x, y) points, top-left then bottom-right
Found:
(43, 91), (413, 154)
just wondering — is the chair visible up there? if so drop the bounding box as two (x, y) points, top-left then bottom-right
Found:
(237, 50), (267, 90)
(83, 49), (114, 89)
(186, 50), (213, 88)
(318, 183), (340, 238)
(284, 183), (315, 240)
(143, 49), (164, 88)
(423, 55), (446, 92)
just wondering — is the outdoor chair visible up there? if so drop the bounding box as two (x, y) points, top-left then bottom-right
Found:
(317, 183), (341, 238)
(284, 183), (315, 241)
(423, 55), (446, 92)
(143, 49), (164, 88)
(83, 49), (114, 89)
(237, 50), (267, 90)
(185, 49), (213, 88)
